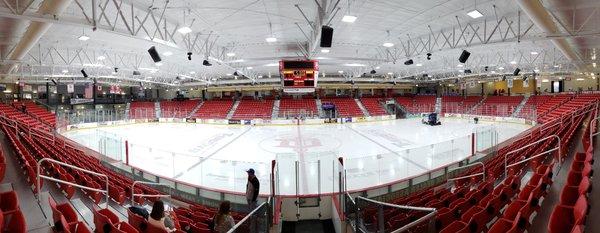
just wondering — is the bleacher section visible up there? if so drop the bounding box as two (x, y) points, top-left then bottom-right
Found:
(360, 94), (597, 233)
(0, 103), (245, 232)
(129, 101), (155, 119)
(441, 96), (482, 115)
(13, 101), (56, 127)
(360, 98), (388, 116)
(159, 99), (200, 118)
(192, 99), (234, 119)
(0, 104), (50, 131)
(321, 97), (363, 117)
(232, 99), (274, 119)
(473, 96), (523, 117)
(278, 98), (317, 118)
(394, 95), (436, 114)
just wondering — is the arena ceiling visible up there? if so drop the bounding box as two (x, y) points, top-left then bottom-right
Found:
(0, 0), (598, 87)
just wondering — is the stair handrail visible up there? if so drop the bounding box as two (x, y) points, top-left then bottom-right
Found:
(36, 158), (110, 208)
(504, 134), (560, 177)
(447, 162), (485, 182)
(356, 196), (437, 233)
(131, 180), (172, 205)
(589, 115), (600, 147)
(227, 197), (270, 233)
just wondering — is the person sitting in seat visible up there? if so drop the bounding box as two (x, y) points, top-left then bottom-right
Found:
(213, 201), (236, 233)
(148, 200), (176, 232)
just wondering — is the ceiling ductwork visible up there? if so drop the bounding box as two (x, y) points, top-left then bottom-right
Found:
(516, 0), (584, 70)
(1, 0), (73, 76)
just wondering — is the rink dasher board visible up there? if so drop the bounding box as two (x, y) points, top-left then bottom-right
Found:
(61, 114), (533, 133)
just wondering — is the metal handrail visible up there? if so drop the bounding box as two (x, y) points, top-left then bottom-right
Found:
(504, 135), (560, 177)
(226, 199), (269, 233)
(448, 162), (485, 182)
(356, 196), (437, 233)
(131, 180), (171, 205)
(36, 158), (110, 209)
(589, 116), (600, 147)
(356, 196), (436, 213)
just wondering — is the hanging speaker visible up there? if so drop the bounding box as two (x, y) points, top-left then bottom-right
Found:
(404, 59), (414, 65)
(80, 69), (88, 78)
(513, 68), (521, 76)
(147, 46), (162, 63)
(320, 26), (334, 48)
(458, 50), (470, 63)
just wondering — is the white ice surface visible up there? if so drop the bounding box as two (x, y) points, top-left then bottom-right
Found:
(62, 118), (530, 195)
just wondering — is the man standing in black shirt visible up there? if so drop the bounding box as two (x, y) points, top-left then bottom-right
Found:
(246, 168), (260, 210)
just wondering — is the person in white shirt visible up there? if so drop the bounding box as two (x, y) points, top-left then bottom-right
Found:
(148, 200), (176, 233)
(213, 201), (235, 233)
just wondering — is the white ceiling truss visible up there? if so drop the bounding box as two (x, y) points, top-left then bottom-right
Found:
(0, 0), (596, 88)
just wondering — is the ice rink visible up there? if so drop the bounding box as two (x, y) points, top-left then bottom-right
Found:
(62, 118), (531, 195)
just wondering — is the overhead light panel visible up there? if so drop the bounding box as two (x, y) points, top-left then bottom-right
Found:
(78, 35), (90, 41)
(97, 56), (106, 60)
(246, 66), (253, 70)
(177, 26), (192, 34)
(226, 52), (236, 57)
(467, 10), (483, 19)
(530, 51), (538, 55)
(510, 61), (517, 65)
(338, 70), (344, 74)
(265, 37), (277, 42)
(382, 42), (394, 47)
(163, 51), (173, 56)
(190, 71), (196, 74)
(341, 15), (357, 23)
(61, 69), (68, 73)
(321, 49), (330, 53)
(416, 63), (423, 67)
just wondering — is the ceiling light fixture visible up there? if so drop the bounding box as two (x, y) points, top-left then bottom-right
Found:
(416, 63), (423, 67)
(78, 35), (90, 41)
(467, 10), (483, 19)
(163, 51), (173, 56)
(338, 70), (344, 74)
(97, 56), (106, 60)
(265, 37), (277, 43)
(226, 52), (236, 57)
(321, 49), (330, 53)
(457, 64), (463, 67)
(177, 26), (192, 34)
(531, 51), (538, 55)
(190, 71), (196, 74)
(382, 42), (394, 47)
(341, 15), (357, 23)
(510, 61), (517, 65)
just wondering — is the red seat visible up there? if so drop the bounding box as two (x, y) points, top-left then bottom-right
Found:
(92, 208), (120, 233)
(49, 196), (79, 226)
(440, 220), (466, 233)
(4, 210), (26, 233)
(548, 196), (587, 233)
(560, 177), (591, 206)
(146, 222), (169, 233)
(567, 165), (592, 186)
(113, 222), (139, 233)
(0, 191), (19, 214)
(127, 209), (147, 232)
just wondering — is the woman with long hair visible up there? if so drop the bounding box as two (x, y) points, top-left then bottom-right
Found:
(214, 201), (235, 233)
(148, 200), (176, 232)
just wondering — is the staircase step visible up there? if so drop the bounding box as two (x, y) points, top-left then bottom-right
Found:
(226, 100), (241, 119)
(355, 99), (370, 117)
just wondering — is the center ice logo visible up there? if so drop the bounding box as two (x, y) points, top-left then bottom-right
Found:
(259, 133), (341, 157)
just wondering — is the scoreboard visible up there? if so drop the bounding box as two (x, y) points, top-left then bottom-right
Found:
(280, 60), (318, 93)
